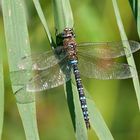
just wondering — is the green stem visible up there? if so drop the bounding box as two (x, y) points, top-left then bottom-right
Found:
(53, 0), (88, 139)
(52, 0), (74, 34)
(138, 0), (140, 37)
(112, 0), (140, 109)
(2, 0), (40, 139)
(0, 33), (4, 140)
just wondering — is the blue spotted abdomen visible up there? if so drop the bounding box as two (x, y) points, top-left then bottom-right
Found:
(72, 63), (90, 129)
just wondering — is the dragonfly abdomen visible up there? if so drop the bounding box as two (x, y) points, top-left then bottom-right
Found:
(60, 28), (90, 128)
(72, 63), (90, 129)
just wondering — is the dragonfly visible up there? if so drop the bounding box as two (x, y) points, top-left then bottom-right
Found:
(10, 28), (140, 129)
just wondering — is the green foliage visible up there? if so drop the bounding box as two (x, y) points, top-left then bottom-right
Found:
(129, 0), (140, 38)
(52, 0), (88, 139)
(52, 0), (114, 139)
(129, 0), (138, 20)
(2, 0), (39, 139)
(52, 0), (74, 33)
(32, 0), (52, 44)
(112, 0), (140, 110)
(70, 83), (88, 140)
(138, 1), (140, 37)
(0, 24), (4, 140)
(1, 0), (140, 140)
(86, 95), (114, 139)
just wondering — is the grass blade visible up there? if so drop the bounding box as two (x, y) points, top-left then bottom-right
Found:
(53, 0), (87, 139)
(53, 0), (114, 139)
(71, 83), (114, 140)
(137, 0), (140, 37)
(112, 0), (140, 109)
(32, 0), (53, 45)
(84, 88), (114, 140)
(2, 0), (40, 139)
(52, 0), (74, 33)
(128, 0), (140, 37)
(129, 0), (138, 20)
(0, 24), (4, 140)
(67, 82), (88, 140)
(129, 0), (140, 37)
(17, 104), (40, 140)
(87, 99), (114, 140)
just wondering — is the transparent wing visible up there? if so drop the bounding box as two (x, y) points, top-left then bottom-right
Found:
(14, 87), (36, 104)
(18, 47), (67, 71)
(11, 61), (71, 92)
(25, 63), (71, 92)
(78, 56), (136, 80)
(77, 40), (140, 59)
(10, 61), (71, 103)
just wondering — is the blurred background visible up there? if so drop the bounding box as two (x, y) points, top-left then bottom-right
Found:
(0, 0), (140, 139)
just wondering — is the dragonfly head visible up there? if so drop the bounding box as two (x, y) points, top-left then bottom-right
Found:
(62, 28), (75, 38)
(64, 28), (72, 31)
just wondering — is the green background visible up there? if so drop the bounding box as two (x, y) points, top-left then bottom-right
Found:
(0, 0), (140, 139)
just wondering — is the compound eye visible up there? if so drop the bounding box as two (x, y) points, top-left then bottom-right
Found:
(64, 28), (68, 31)
(68, 45), (73, 48)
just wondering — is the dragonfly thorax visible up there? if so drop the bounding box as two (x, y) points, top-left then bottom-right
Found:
(67, 45), (78, 62)
(62, 28), (78, 62)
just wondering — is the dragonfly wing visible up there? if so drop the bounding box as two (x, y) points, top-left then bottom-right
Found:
(18, 47), (67, 71)
(77, 40), (140, 59)
(11, 62), (71, 92)
(26, 64), (71, 92)
(11, 62), (71, 104)
(10, 69), (34, 86)
(78, 56), (136, 80)
(14, 87), (36, 104)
